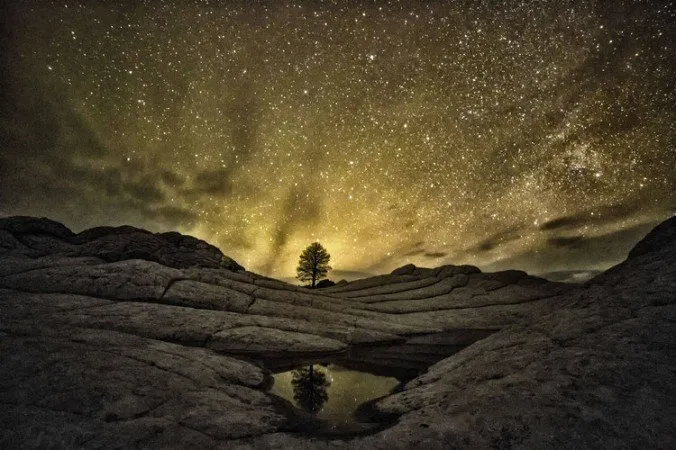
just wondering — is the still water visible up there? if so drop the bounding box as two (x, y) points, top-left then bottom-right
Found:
(269, 363), (400, 431)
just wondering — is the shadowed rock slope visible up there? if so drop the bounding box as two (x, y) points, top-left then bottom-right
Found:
(1, 215), (674, 448)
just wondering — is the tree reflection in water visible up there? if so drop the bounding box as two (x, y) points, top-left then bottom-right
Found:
(291, 365), (331, 414)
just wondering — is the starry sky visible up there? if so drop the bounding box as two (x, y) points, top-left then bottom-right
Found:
(0, 1), (674, 282)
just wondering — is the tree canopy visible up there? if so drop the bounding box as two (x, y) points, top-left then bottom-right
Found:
(291, 365), (331, 414)
(296, 242), (331, 288)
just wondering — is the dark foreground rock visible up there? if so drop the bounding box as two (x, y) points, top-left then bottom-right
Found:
(0, 216), (243, 271)
(1, 215), (674, 448)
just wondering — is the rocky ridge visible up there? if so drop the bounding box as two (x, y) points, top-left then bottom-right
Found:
(1, 215), (674, 448)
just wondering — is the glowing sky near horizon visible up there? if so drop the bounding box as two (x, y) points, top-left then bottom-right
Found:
(0, 1), (673, 280)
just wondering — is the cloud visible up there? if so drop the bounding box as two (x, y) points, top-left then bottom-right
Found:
(403, 247), (447, 259)
(158, 170), (184, 188)
(255, 124), (337, 276)
(547, 236), (585, 248)
(484, 218), (664, 275)
(540, 203), (635, 231)
(191, 168), (234, 196)
(182, 78), (261, 200)
(466, 226), (526, 253)
(0, 79), (201, 231)
(258, 183), (322, 276)
(360, 240), (450, 275)
(423, 251), (447, 258)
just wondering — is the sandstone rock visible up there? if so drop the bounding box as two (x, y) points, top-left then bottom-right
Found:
(0, 215), (674, 448)
(0, 216), (244, 271)
(70, 225), (152, 243)
(627, 215), (676, 258)
(76, 230), (243, 271)
(0, 229), (25, 252)
(183, 268), (259, 294)
(13, 233), (80, 255)
(0, 290), (114, 322)
(0, 325), (301, 447)
(321, 273), (419, 293)
(338, 276), (440, 299)
(247, 298), (436, 335)
(0, 259), (180, 300)
(436, 264), (481, 278)
(391, 263), (416, 275)
(386, 263), (480, 279)
(208, 326), (348, 354)
(0, 216), (74, 239)
(346, 218), (676, 449)
(162, 279), (253, 312)
(352, 275), (470, 303)
(0, 255), (104, 277)
(0, 288), (405, 356)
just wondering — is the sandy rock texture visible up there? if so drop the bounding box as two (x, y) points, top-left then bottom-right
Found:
(1, 215), (674, 448)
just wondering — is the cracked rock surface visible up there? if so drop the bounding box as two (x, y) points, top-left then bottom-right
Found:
(1, 215), (674, 448)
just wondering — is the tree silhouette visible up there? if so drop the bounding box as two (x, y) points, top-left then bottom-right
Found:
(296, 242), (331, 288)
(291, 365), (331, 414)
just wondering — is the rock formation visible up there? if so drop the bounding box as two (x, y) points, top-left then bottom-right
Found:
(1, 215), (674, 448)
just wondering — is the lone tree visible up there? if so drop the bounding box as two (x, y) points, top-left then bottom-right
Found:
(291, 365), (331, 414)
(296, 242), (331, 288)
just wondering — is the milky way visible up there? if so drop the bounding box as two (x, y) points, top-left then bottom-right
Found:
(0, 1), (673, 281)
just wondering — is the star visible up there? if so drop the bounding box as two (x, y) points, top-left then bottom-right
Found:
(0, 0), (673, 281)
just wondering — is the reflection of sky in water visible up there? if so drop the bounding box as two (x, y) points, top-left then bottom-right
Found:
(270, 364), (399, 424)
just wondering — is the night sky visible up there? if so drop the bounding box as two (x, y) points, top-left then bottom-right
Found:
(0, 1), (673, 281)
